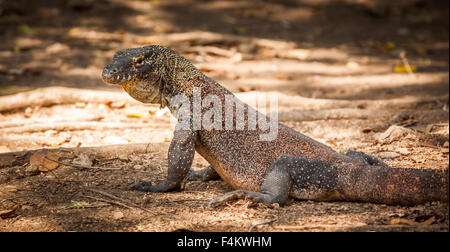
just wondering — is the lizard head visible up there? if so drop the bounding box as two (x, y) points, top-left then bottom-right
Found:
(102, 45), (204, 108)
(102, 45), (169, 105)
(102, 46), (159, 85)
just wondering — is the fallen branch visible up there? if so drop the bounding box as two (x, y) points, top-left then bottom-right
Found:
(0, 86), (141, 112)
(44, 156), (121, 170)
(0, 142), (169, 168)
(1, 121), (170, 134)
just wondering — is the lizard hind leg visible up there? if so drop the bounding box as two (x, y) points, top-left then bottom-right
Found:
(345, 150), (389, 167)
(185, 165), (220, 182)
(208, 156), (294, 207)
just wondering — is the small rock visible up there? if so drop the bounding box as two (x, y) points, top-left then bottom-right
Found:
(396, 148), (410, 155)
(118, 154), (129, 161)
(346, 61), (360, 69)
(25, 164), (40, 176)
(44, 130), (58, 137)
(45, 43), (70, 54)
(103, 136), (128, 145)
(374, 125), (414, 144)
(378, 152), (400, 159)
(75, 102), (86, 108)
(133, 164), (144, 170)
(21, 205), (33, 211)
(113, 211), (124, 220)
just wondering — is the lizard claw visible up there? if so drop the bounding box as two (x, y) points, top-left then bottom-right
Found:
(207, 190), (248, 208)
(185, 169), (199, 182)
(131, 181), (153, 191)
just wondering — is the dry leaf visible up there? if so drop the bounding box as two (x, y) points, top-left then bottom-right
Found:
(390, 216), (435, 226)
(89, 116), (105, 121)
(396, 119), (417, 127)
(234, 27), (248, 35)
(73, 153), (93, 167)
(0, 205), (19, 218)
(238, 86), (256, 92)
(395, 65), (417, 73)
(273, 74), (293, 80)
(326, 139), (337, 147)
(106, 100), (126, 109)
(362, 127), (385, 133)
(127, 112), (145, 118)
(65, 201), (89, 209)
(75, 102), (86, 108)
(29, 150), (60, 172)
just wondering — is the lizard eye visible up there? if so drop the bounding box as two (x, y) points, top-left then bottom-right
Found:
(134, 56), (145, 67)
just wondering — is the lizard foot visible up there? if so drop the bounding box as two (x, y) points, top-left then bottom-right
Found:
(207, 190), (274, 208)
(131, 181), (154, 191)
(131, 179), (182, 192)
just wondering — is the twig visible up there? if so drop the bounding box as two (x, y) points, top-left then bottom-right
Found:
(399, 51), (415, 77)
(248, 216), (278, 232)
(87, 188), (153, 213)
(44, 156), (121, 170)
(82, 195), (136, 211)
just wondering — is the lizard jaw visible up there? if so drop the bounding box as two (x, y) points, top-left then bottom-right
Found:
(101, 73), (134, 85)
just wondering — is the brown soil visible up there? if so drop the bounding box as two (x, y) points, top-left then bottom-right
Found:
(0, 0), (448, 232)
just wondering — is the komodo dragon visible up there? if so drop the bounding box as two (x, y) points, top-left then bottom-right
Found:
(102, 45), (448, 206)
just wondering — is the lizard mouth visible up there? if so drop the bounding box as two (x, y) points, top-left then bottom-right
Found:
(101, 66), (134, 85)
(101, 73), (133, 85)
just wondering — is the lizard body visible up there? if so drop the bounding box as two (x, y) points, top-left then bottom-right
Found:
(102, 45), (448, 206)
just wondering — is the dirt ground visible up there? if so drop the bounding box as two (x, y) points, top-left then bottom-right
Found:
(0, 0), (448, 232)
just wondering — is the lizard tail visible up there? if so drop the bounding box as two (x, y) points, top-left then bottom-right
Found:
(339, 165), (449, 205)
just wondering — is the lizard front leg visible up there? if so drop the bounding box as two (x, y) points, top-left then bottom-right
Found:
(132, 127), (197, 192)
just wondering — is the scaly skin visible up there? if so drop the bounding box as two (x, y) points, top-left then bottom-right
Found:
(102, 45), (448, 206)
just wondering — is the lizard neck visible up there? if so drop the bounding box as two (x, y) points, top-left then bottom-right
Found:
(120, 47), (213, 115)
(157, 55), (211, 114)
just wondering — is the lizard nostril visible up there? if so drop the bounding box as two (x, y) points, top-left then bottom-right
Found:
(112, 68), (118, 74)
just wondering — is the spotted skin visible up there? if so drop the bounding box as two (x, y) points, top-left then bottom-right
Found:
(102, 45), (449, 206)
